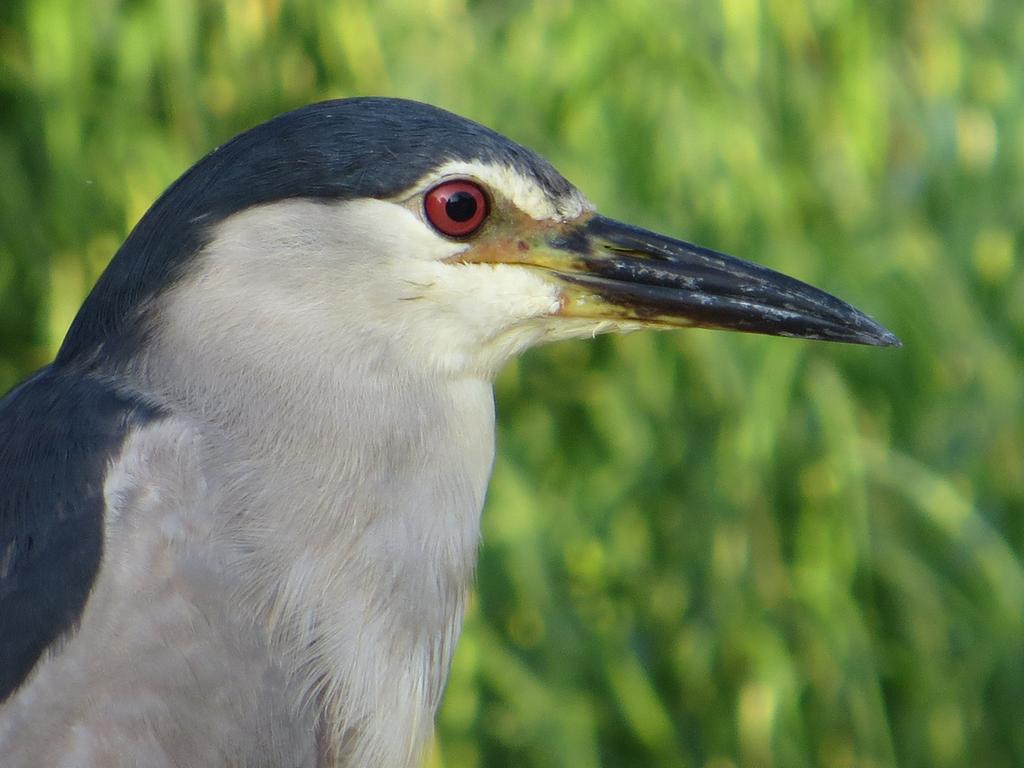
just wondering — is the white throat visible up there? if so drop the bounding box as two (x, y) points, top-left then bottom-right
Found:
(131, 203), (503, 765)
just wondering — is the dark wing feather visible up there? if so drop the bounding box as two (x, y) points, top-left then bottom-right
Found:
(0, 366), (161, 701)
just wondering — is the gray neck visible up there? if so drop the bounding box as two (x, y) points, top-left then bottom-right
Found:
(125, 297), (496, 767)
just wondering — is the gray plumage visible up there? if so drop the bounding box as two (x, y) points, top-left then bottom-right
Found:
(0, 97), (897, 767)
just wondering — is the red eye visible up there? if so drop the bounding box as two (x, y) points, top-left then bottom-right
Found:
(424, 180), (488, 238)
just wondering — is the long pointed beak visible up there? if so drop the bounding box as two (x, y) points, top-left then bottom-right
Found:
(484, 214), (900, 347)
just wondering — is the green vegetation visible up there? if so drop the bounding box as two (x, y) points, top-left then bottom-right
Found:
(1, 1), (1021, 765)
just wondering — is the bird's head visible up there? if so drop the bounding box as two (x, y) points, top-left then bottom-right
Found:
(60, 98), (898, 384)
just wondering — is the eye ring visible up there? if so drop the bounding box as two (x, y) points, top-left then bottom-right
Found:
(424, 180), (489, 238)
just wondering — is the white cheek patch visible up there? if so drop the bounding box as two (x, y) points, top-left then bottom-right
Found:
(407, 160), (592, 222)
(406, 261), (562, 328)
(392, 257), (564, 377)
(176, 197), (572, 379)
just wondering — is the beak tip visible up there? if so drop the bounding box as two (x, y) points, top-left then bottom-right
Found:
(855, 320), (901, 348)
(879, 331), (903, 348)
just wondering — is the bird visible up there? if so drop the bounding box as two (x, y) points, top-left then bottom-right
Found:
(0, 97), (898, 767)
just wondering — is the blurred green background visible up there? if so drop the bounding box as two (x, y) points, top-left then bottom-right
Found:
(2, 0), (1022, 766)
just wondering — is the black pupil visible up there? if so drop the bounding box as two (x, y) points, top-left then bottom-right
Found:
(445, 191), (477, 222)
